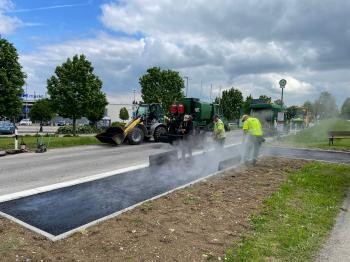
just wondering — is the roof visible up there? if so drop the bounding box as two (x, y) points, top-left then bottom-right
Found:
(250, 103), (287, 110)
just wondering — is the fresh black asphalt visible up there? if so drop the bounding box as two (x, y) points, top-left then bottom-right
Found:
(0, 145), (348, 237)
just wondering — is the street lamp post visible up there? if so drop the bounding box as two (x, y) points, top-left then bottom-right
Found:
(183, 76), (189, 97)
(25, 83), (28, 119)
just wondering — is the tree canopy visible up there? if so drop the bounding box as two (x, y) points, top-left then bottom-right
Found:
(314, 91), (338, 119)
(218, 87), (243, 120)
(47, 54), (107, 134)
(29, 99), (54, 124)
(274, 99), (283, 105)
(119, 107), (129, 122)
(86, 92), (108, 126)
(341, 97), (350, 119)
(242, 95), (253, 114)
(286, 106), (298, 120)
(139, 67), (184, 112)
(0, 37), (26, 119)
(259, 95), (271, 104)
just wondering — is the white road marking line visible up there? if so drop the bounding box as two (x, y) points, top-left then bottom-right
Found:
(0, 163), (149, 203)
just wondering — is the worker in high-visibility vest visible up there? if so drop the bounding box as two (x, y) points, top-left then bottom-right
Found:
(241, 114), (264, 165)
(213, 114), (226, 148)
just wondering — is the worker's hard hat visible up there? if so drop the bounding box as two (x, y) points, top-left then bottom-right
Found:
(241, 114), (249, 122)
(213, 114), (219, 119)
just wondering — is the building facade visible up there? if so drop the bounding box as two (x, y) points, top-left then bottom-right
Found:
(105, 103), (135, 123)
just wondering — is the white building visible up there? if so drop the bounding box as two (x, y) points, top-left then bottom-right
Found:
(105, 103), (135, 123)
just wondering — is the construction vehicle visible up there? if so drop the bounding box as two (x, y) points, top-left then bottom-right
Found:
(160, 97), (223, 144)
(96, 103), (167, 145)
(96, 97), (225, 145)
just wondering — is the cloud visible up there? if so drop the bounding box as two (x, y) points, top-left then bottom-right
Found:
(0, 0), (22, 34)
(20, 33), (145, 95)
(16, 0), (350, 107)
(8, 2), (92, 13)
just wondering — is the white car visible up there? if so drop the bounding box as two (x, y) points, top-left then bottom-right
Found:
(19, 119), (32, 126)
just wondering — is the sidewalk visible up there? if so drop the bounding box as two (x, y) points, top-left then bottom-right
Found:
(317, 187), (350, 261)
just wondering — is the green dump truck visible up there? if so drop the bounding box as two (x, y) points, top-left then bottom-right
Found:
(160, 97), (225, 143)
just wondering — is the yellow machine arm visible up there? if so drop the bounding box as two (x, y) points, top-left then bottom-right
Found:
(123, 118), (142, 136)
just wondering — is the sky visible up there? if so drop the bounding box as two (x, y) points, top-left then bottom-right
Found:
(1, 0), (349, 106)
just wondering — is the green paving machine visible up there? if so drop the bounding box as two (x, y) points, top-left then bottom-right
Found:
(160, 97), (223, 143)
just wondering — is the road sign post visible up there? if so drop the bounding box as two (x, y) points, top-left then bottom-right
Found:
(279, 79), (287, 110)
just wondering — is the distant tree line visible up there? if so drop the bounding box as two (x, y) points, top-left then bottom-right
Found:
(0, 37), (108, 135)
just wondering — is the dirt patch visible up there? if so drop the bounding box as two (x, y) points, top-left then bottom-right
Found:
(0, 157), (307, 261)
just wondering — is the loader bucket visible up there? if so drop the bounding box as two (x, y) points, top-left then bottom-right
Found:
(95, 127), (125, 145)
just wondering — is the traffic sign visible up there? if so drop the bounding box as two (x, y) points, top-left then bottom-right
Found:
(279, 79), (287, 87)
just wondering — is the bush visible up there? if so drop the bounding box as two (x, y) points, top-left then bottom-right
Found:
(57, 125), (102, 134)
(111, 122), (126, 128)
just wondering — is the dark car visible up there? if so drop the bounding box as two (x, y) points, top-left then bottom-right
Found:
(57, 120), (67, 126)
(0, 121), (15, 134)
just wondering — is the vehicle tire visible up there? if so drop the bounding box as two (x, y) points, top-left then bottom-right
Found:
(127, 127), (144, 145)
(153, 126), (167, 142)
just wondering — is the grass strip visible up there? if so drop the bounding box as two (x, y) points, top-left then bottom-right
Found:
(0, 135), (101, 150)
(226, 162), (350, 262)
(281, 118), (350, 151)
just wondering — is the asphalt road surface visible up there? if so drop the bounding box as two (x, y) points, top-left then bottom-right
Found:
(0, 130), (244, 196)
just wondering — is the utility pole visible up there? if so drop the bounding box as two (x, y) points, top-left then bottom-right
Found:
(219, 86), (222, 115)
(183, 76), (189, 97)
(200, 80), (203, 99)
(25, 83), (28, 119)
(132, 88), (136, 103)
(209, 84), (213, 102)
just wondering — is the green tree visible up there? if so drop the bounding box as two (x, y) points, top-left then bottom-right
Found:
(47, 54), (107, 135)
(139, 67), (184, 112)
(314, 91), (338, 119)
(303, 100), (314, 120)
(86, 92), (108, 126)
(119, 107), (129, 122)
(274, 99), (283, 105)
(341, 97), (350, 119)
(286, 106), (298, 120)
(259, 95), (271, 103)
(219, 88), (243, 120)
(0, 37), (26, 120)
(242, 95), (253, 114)
(29, 99), (54, 131)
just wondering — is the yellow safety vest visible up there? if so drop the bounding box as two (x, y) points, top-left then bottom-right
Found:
(214, 119), (226, 139)
(243, 117), (263, 136)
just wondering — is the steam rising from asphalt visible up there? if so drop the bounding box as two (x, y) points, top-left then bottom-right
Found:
(148, 132), (245, 189)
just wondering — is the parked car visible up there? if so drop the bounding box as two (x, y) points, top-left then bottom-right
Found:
(0, 121), (15, 134)
(19, 118), (32, 126)
(41, 121), (52, 126)
(57, 120), (67, 126)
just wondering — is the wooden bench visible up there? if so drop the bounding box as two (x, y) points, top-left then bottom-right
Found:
(328, 131), (350, 145)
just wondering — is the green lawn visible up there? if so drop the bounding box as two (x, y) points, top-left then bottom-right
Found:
(281, 119), (350, 151)
(226, 162), (350, 262)
(0, 135), (101, 151)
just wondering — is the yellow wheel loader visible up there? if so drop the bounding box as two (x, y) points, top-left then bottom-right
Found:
(96, 103), (167, 145)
